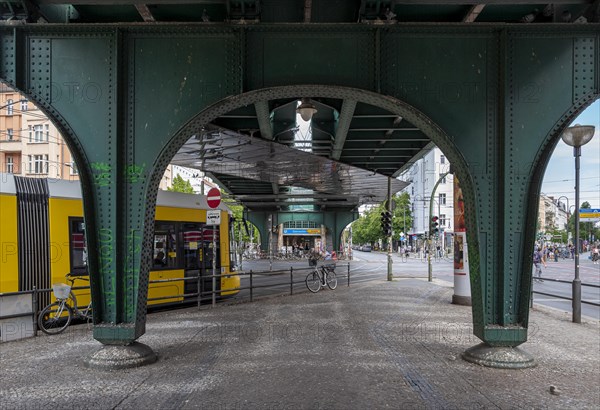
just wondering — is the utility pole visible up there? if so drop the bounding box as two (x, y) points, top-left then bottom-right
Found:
(429, 171), (449, 282)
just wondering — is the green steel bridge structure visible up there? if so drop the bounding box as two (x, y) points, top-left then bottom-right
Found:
(1, 0), (598, 368)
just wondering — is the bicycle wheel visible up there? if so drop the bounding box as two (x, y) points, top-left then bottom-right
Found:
(38, 302), (72, 335)
(306, 271), (321, 293)
(326, 271), (338, 290)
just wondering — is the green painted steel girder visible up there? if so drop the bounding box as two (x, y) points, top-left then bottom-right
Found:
(0, 23), (597, 350)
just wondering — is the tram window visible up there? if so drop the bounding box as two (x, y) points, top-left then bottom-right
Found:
(182, 223), (202, 270)
(69, 218), (88, 275)
(153, 222), (177, 269)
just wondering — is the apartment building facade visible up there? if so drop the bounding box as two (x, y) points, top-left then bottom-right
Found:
(401, 147), (454, 245)
(538, 193), (570, 233)
(1, 85), (208, 192)
(0, 84), (79, 180)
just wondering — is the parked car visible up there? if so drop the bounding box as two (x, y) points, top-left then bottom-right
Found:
(362, 245), (372, 252)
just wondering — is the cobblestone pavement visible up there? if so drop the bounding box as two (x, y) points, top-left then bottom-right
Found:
(1, 278), (599, 409)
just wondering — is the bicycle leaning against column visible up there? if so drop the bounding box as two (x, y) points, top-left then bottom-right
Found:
(38, 273), (93, 335)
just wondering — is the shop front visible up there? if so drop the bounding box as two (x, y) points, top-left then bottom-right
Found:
(280, 227), (323, 255)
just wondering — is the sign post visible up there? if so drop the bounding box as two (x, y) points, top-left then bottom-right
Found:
(206, 188), (221, 308)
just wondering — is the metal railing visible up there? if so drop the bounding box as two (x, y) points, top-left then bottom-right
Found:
(532, 276), (600, 307)
(0, 263), (351, 341)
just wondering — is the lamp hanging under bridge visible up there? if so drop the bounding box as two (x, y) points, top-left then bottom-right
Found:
(296, 98), (318, 122)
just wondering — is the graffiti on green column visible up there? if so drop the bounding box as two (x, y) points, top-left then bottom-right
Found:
(125, 163), (146, 184)
(91, 162), (112, 187)
(98, 228), (116, 318)
(124, 229), (141, 320)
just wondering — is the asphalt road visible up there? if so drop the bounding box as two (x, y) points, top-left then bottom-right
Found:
(235, 250), (600, 320)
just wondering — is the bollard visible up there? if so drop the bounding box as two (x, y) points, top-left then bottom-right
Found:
(32, 286), (38, 336)
(197, 272), (201, 310)
(290, 267), (294, 295)
(347, 263), (350, 287)
(530, 286), (533, 309)
(250, 270), (253, 302)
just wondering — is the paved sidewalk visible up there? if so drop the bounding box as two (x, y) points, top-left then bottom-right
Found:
(1, 278), (599, 409)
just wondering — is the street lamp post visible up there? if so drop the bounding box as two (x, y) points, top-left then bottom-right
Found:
(568, 204), (577, 245)
(561, 124), (595, 324)
(556, 196), (570, 244)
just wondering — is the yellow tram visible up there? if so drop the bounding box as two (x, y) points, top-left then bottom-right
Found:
(0, 173), (240, 307)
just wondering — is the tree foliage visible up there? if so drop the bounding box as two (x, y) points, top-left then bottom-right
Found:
(352, 192), (413, 245)
(167, 174), (194, 194)
(567, 201), (600, 242)
(225, 202), (260, 244)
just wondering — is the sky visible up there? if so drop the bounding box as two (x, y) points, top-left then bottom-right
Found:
(541, 100), (600, 210)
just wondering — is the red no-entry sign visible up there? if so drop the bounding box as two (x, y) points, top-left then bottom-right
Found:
(206, 187), (221, 209)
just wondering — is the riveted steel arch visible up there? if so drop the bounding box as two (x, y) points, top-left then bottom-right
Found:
(517, 94), (600, 322)
(160, 85), (468, 175)
(0, 22), (597, 357)
(0, 80), (108, 322)
(157, 84), (475, 258)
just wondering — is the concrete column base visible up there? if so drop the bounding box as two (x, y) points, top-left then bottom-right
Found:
(461, 343), (536, 369)
(85, 342), (157, 370)
(452, 294), (472, 306)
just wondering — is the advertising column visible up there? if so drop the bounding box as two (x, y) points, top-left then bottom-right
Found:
(453, 177), (471, 305)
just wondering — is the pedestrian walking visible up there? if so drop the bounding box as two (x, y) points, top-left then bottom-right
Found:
(592, 246), (599, 265)
(533, 248), (545, 282)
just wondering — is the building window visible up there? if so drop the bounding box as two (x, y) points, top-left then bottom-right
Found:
(6, 99), (13, 115)
(33, 124), (44, 142)
(439, 173), (446, 184)
(69, 218), (88, 275)
(440, 214), (446, 226)
(439, 193), (447, 206)
(28, 125), (32, 142)
(69, 161), (79, 175)
(283, 221), (319, 229)
(30, 154), (48, 174)
(7, 128), (13, 141)
(21, 99), (27, 112)
(6, 156), (14, 173)
(440, 155), (445, 164)
(45, 124), (49, 141)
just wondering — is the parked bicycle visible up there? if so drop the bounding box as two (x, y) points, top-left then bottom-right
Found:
(305, 263), (338, 293)
(38, 273), (92, 335)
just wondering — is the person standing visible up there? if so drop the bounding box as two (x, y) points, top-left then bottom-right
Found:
(533, 248), (546, 282)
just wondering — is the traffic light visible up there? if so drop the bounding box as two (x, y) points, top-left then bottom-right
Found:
(430, 216), (439, 236)
(381, 211), (392, 236)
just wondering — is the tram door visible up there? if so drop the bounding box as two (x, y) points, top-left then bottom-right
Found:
(201, 225), (221, 300)
(181, 223), (202, 298)
(182, 223), (221, 300)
